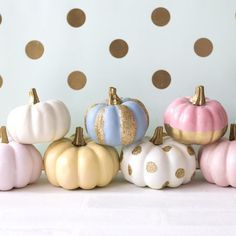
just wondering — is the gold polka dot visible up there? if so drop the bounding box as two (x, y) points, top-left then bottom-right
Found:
(187, 146), (195, 156)
(132, 145), (142, 155)
(146, 162), (157, 173)
(67, 8), (86, 28)
(175, 168), (185, 179)
(128, 164), (132, 175)
(0, 76), (3, 88)
(162, 181), (169, 188)
(25, 40), (44, 59)
(194, 38), (213, 57)
(120, 151), (123, 163)
(109, 39), (128, 58)
(152, 70), (171, 89)
(67, 71), (87, 90)
(151, 7), (170, 26)
(162, 146), (172, 152)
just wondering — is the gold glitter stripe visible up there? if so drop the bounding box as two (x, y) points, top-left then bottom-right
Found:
(94, 108), (105, 144)
(129, 99), (149, 126)
(164, 124), (227, 145)
(117, 105), (136, 145)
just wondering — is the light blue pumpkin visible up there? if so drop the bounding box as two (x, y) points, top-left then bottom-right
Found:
(85, 87), (149, 147)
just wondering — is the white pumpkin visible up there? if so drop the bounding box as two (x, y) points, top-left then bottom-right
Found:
(120, 127), (196, 189)
(7, 88), (71, 144)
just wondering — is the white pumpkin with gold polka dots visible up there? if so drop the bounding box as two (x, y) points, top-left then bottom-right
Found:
(120, 126), (196, 189)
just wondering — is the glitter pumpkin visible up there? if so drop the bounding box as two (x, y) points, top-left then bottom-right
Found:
(120, 127), (196, 189)
(85, 87), (149, 147)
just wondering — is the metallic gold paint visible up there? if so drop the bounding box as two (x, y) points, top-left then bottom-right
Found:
(129, 99), (149, 126)
(29, 88), (40, 104)
(190, 86), (206, 106)
(175, 168), (185, 179)
(162, 146), (172, 152)
(94, 108), (105, 144)
(85, 88), (149, 147)
(132, 145), (142, 155)
(121, 127), (196, 189)
(165, 124), (228, 145)
(117, 105), (136, 145)
(146, 162), (158, 173)
(43, 138), (119, 190)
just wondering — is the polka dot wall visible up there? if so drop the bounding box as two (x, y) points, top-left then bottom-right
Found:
(0, 0), (236, 152)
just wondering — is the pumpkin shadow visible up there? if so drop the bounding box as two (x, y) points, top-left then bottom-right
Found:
(10, 171), (129, 193)
(7, 170), (232, 194)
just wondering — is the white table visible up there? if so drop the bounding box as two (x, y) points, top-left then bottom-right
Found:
(0, 170), (236, 236)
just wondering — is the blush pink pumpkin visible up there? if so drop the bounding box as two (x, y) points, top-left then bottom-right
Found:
(0, 126), (42, 191)
(199, 124), (236, 187)
(164, 85), (228, 145)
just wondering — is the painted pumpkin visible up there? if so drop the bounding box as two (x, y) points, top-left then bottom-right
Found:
(7, 88), (71, 144)
(164, 85), (228, 145)
(199, 124), (236, 187)
(85, 87), (149, 146)
(0, 126), (42, 191)
(44, 127), (119, 190)
(120, 126), (196, 189)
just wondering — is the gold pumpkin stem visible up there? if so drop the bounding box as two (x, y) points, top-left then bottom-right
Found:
(72, 127), (86, 147)
(0, 126), (9, 144)
(229, 124), (236, 141)
(108, 87), (122, 105)
(29, 88), (40, 104)
(190, 85), (206, 106)
(150, 126), (163, 145)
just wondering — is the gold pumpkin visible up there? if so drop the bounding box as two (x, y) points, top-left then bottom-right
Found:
(44, 127), (119, 190)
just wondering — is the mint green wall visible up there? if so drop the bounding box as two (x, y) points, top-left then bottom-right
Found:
(0, 0), (235, 152)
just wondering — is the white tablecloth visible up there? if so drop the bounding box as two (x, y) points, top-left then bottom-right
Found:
(0, 170), (236, 236)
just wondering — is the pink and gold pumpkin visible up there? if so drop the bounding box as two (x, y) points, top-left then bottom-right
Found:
(199, 124), (236, 187)
(164, 85), (228, 145)
(0, 126), (42, 191)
